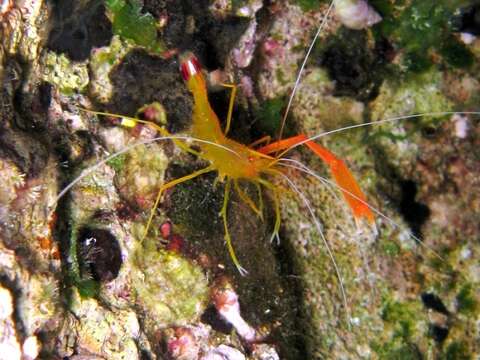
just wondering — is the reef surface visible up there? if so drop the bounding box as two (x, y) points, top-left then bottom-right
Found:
(0, 1), (479, 359)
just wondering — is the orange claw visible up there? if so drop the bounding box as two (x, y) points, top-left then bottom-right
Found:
(258, 134), (375, 225)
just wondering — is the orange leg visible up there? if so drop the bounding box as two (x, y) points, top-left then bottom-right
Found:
(258, 135), (375, 225)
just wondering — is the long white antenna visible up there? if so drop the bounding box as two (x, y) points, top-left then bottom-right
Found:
(279, 171), (351, 325)
(280, 111), (480, 156)
(277, 0), (336, 142)
(53, 135), (241, 205)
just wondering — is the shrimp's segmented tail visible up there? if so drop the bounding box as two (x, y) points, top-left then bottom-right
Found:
(259, 135), (375, 225)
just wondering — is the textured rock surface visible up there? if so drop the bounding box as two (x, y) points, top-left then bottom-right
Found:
(0, 0), (478, 359)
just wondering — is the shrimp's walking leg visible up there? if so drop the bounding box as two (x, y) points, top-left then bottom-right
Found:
(256, 179), (281, 244)
(271, 190), (281, 244)
(255, 182), (264, 216)
(258, 135), (375, 225)
(220, 83), (237, 135)
(249, 135), (271, 148)
(221, 179), (248, 276)
(233, 180), (263, 220)
(141, 166), (214, 242)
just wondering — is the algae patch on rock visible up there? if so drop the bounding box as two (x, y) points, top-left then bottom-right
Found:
(41, 51), (89, 95)
(131, 242), (209, 330)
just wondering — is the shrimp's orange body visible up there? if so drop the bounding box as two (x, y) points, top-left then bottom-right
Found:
(175, 52), (375, 274)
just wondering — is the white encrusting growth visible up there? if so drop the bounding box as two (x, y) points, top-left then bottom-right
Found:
(334, 0), (382, 30)
(212, 286), (256, 342)
(451, 113), (469, 139)
(202, 345), (246, 360)
(460, 32), (476, 45)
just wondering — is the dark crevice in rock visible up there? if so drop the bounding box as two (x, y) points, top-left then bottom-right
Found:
(421, 292), (449, 315)
(317, 28), (392, 102)
(77, 227), (123, 283)
(429, 324), (449, 343)
(273, 229), (308, 359)
(47, 0), (112, 61)
(107, 50), (192, 133)
(200, 305), (233, 334)
(399, 180), (430, 239)
(372, 147), (430, 239)
(0, 274), (27, 340)
(452, 4), (480, 36)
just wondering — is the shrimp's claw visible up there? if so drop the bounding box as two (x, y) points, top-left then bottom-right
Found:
(258, 134), (375, 225)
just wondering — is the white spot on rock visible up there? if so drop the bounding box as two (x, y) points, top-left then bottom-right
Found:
(335, 0), (382, 30)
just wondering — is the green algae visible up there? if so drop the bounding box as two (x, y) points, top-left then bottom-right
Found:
(75, 279), (101, 298)
(376, 297), (429, 359)
(254, 97), (285, 135)
(369, 68), (453, 165)
(296, 0), (323, 12)
(371, 68), (452, 123)
(444, 341), (472, 360)
(371, 0), (474, 72)
(67, 223), (101, 299)
(372, 343), (422, 360)
(105, 0), (164, 53)
(381, 299), (419, 340)
(89, 35), (133, 103)
(113, 144), (169, 210)
(456, 283), (478, 315)
(381, 240), (401, 257)
(439, 39), (475, 69)
(131, 240), (209, 327)
(106, 153), (126, 172)
(41, 52), (89, 95)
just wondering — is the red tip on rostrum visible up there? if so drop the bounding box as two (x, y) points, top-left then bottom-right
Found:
(179, 52), (201, 81)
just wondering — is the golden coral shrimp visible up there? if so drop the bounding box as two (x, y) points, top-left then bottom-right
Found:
(156, 51), (374, 275)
